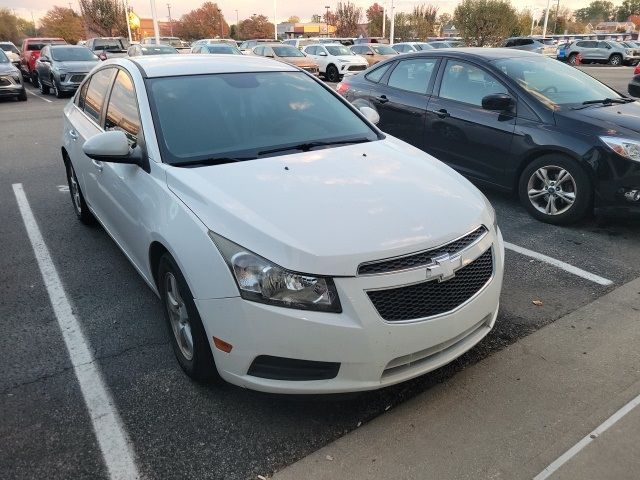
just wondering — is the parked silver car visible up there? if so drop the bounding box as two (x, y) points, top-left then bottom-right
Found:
(502, 37), (544, 54)
(566, 40), (640, 66)
(35, 45), (99, 98)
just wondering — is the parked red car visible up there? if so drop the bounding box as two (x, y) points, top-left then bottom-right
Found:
(20, 37), (66, 83)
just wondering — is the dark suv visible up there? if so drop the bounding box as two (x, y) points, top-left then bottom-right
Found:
(337, 48), (640, 224)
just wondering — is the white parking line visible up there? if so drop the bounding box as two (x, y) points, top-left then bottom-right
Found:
(533, 391), (640, 480)
(504, 242), (614, 286)
(12, 183), (140, 480)
(26, 89), (53, 103)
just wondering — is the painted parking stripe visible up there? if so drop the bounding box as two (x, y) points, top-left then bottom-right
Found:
(26, 89), (53, 103)
(504, 242), (613, 286)
(12, 183), (140, 480)
(533, 391), (640, 480)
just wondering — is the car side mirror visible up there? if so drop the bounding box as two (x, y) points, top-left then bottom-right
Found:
(481, 93), (514, 111)
(365, 51), (374, 55)
(319, 51), (327, 56)
(40, 58), (50, 63)
(266, 53), (274, 58)
(359, 106), (380, 124)
(82, 131), (148, 171)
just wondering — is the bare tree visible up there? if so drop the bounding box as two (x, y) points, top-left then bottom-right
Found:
(79, 0), (128, 37)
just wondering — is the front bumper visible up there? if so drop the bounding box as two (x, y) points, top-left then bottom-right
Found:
(594, 148), (640, 218)
(340, 63), (368, 75)
(57, 72), (87, 92)
(195, 228), (505, 393)
(0, 75), (24, 97)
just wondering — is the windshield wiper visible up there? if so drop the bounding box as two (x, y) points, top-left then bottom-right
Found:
(571, 97), (635, 110)
(258, 137), (372, 157)
(173, 156), (256, 168)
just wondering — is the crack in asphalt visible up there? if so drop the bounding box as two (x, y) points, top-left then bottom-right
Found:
(1, 339), (170, 395)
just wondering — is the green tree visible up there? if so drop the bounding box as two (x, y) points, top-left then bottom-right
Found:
(0, 8), (35, 43)
(366, 3), (386, 37)
(79, 0), (128, 37)
(311, 14), (322, 23)
(574, 1), (616, 23)
(286, 16), (300, 23)
(617, 0), (640, 20)
(453, 0), (518, 46)
(334, 1), (362, 37)
(392, 12), (412, 40)
(410, 4), (439, 39)
(40, 7), (85, 44)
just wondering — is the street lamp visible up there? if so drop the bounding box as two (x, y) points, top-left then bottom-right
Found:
(217, 8), (223, 38)
(325, 5), (330, 38)
(235, 9), (239, 39)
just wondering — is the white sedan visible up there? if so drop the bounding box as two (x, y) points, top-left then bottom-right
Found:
(302, 43), (369, 82)
(61, 55), (504, 394)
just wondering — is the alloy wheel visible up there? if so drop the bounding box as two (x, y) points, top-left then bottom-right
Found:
(164, 272), (194, 361)
(527, 165), (577, 216)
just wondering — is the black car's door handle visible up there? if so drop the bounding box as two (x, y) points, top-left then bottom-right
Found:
(376, 95), (389, 104)
(433, 108), (449, 119)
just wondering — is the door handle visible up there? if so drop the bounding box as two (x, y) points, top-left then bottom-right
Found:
(376, 95), (389, 104)
(433, 108), (450, 119)
(92, 160), (103, 172)
(69, 130), (78, 140)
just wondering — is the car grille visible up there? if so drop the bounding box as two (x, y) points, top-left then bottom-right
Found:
(358, 226), (487, 275)
(70, 74), (86, 83)
(0, 77), (11, 87)
(347, 64), (366, 71)
(367, 248), (493, 321)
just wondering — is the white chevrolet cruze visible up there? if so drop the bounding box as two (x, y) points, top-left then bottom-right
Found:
(61, 55), (504, 394)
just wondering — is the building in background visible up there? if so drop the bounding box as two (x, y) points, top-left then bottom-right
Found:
(278, 22), (337, 39)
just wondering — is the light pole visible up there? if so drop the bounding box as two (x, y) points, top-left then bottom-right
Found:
(150, 0), (160, 45)
(235, 9), (239, 39)
(542, 0), (551, 38)
(124, 0), (132, 43)
(382, 2), (386, 38)
(389, 0), (395, 44)
(217, 8), (223, 38)
(166, 3), (172, 36)
(274, 0), (278, 40)
(553, 0), (560, 35)
(325, 6), (330, 37)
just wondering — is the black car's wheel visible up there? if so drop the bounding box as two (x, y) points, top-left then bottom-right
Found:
(17, 88), (27, 101)
(518, 155), (592, 225)
(39, 78), (50, 94)
(52, 78), (64, 98)
(326, 64), (340, 83)
(568, 53), (578, 65)
(158, 253), (220, 382)
(31, 72), (39, 87)
(609, 54), (623, 66)
(65, 159), (95, 225)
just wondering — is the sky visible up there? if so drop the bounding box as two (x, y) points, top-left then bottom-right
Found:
(4, 0), (590, 25)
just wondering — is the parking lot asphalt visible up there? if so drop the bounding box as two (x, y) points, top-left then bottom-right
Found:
(1, 67), (639, 480)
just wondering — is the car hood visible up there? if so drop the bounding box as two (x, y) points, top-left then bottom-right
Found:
(0, 62), (18, 74)
(55, 60), (100, 71)
(166, 137), (490, 276)
(282, 57), (318, 68)
(557, 101), (640, 135)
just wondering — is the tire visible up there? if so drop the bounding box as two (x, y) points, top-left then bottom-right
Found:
(17, 88), (27, 101)
(52, 78), (63, 98)
(31, 71), (39, 87)
(65, 158), (95, 225)
(326, 64), (340, 83)
(39, 78), (50, 94)
(157, 253), (219, 382)
(568, 53), (578, 65)
(518, 154), (592, 225)
(609, 54), (622, 66)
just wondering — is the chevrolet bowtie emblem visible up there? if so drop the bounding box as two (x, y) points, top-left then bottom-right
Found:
(426, 253), (461, 282)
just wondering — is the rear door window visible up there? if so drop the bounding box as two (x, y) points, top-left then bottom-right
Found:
(365, 62), (393, 82)
(386, 58), (438, 94)
(82, 68), (117, 124)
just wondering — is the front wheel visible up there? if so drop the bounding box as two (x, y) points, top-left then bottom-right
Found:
(158, 253), (219, 382)
(326, 64), (340, 83)
(518, 155), (592, 225)
(609, 54), (622, 66)
(17, 88), (27, 101)
(65, 159), (95, 225)
(52, 79), (63, 98)
(31, 72), (39, 87)
(39, 78), (50, 94)
(568, 53), (578, 65)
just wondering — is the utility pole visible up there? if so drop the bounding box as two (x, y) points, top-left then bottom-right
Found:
(217, 8), (223, 38)
(235, 9), (239, 39)
(274, 0), (278, 40)
(325, 6), (330, 37)
(382, 1), (386, 38)
(167, 3), (173, 36)
(389, 0), (395, 44)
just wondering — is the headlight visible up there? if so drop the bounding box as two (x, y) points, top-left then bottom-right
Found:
(479, 192), (498, 232)
(600, 136), (640, 163)
(209, 232), (342, 313)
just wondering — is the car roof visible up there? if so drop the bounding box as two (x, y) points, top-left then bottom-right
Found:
(411, 47), (541, 60)
(124, 54), (297, 77)
(49, 44), (86, 49)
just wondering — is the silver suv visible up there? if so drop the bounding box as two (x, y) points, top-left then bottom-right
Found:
(566, 40), (640, 66)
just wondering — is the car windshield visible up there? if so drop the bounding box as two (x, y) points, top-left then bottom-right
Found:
(206, 45), (241, 54)
(142, 46), (178, 55)
(494, 56), (622, 106)
(1, 43), (19, 54)
(28, 41), (64, 51)
(147, 71), (378, 164)
(372, 45), (397, 55)
(0, 50), (8, 63)
(51, 47), (97, 61)
(273, 46), (304, 57)
(326, 45), (352, 56)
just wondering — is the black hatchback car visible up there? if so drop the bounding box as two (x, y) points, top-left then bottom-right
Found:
(337, 48), (640, 224)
